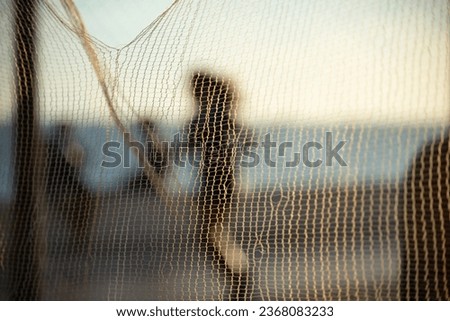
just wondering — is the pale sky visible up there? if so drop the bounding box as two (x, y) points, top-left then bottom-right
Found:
(0, 0), (448, 126)
(0, 0), (448, 199)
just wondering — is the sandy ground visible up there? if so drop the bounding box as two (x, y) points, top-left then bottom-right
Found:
(0, 181), (402, 300)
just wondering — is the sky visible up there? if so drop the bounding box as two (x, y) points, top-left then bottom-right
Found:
(0, 0), (448, 126)
(0, 0), (448, 200)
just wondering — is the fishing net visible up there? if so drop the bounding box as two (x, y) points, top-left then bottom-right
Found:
(0, 0), (449, 300)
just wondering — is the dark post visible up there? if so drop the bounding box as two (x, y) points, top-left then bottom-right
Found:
(9, 0), (41, 300)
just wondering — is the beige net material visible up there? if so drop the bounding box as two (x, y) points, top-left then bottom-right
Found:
(0, 0), (449, 300)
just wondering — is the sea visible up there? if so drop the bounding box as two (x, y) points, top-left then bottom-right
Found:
(0, 122), (447, 203)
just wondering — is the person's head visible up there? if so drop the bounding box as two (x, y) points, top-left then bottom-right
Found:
(191, 71), (236, 114)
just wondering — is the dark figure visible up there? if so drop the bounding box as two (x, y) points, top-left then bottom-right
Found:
(188, 72), (250, 300)
(45, 125), (94, 254)
(140, 119), (168, 176)
(401, 132), (450, 300)
(128, 119), (168, 191)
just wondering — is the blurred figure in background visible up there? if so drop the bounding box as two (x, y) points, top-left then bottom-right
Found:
(401, 131), (450, 300)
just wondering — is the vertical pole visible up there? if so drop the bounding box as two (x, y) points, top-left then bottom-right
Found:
(9, 0), (41, 300)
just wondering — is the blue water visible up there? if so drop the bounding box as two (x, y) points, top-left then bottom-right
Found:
(0, 123), (447, 203)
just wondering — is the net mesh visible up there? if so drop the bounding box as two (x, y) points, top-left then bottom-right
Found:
(0, 0), (449, 300)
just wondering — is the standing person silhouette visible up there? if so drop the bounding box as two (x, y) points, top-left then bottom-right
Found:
(187, 72), (250, 300)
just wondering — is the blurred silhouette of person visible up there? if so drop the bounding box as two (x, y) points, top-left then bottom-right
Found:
(140, 119), (167, 176)
(401, 131), (450, 300)
(187, 71), (251, 300)
(45, 124), (94, 255)
(128, 119), (168, 191)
